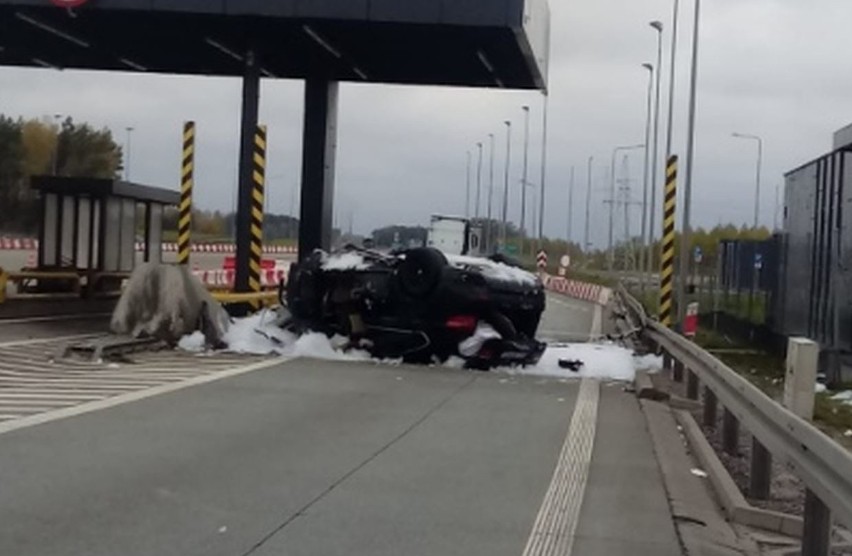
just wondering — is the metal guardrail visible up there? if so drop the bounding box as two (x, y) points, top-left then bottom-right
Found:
(618, 285), (852, 555)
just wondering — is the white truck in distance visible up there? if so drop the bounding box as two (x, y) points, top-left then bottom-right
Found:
(427, 215), (483, 256)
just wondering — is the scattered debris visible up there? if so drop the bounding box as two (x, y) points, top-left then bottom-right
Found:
(690, 468), (709, 478)
(558, 359), (584, 372)
(844, 430), (852, 438)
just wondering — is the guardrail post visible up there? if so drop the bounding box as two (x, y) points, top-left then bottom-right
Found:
(749, 437), (772, 500)
(663, 351), (673, 373)
(722, 408), (739, 455)
(686, 369), (699, 399)
(673, 359), (684, 383)
(703, 387), (718, 427)
(802, 490), (831, 556)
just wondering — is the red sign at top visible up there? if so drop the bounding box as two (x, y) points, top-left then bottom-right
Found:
(51, 0), (89, 8)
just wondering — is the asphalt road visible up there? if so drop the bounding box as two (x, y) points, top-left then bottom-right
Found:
(0, 294), (682, 556)
(538, 292), (602, 342)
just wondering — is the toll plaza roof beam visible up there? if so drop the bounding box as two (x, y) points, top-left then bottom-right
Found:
(0, 0), (549, 90)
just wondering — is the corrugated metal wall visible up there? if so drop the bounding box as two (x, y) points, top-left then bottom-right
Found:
(778, 149), (852, 350)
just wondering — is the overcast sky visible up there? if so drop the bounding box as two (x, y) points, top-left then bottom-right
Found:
(2, 0), (850, 247)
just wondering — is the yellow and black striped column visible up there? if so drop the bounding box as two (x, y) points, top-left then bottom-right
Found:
(660, 155), (678, 327)
(248, 125), (267, 303)
(178, 122), (195, 265)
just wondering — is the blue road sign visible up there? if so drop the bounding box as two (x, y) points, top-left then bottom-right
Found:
(694, 246), (703, 264)
(754, 252), (763, 270)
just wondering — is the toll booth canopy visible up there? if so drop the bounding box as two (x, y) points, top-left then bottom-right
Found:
(32, 177), (179, 273)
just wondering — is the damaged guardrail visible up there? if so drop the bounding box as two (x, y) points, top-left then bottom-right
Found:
(619, 286), (852, 556)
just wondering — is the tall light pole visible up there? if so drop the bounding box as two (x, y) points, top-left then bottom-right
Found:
(568, 165), (575, 243)
(641, 63), (655, 297)
(502, 120), (512, 248)
(125, 126), (135, 181)
(665, 0), (680, 159)
(679, 0), (702, 328)
(538, 93), (549, 241)
(475, 142), (483, 219)
(520, 105), (531, 239)
(650, 20), (664, 267)
(732, 132), (763, 229)
(585, 156), (593, 253)
(609, 144), (645, 271)
(465, 150), (472, 218)
(52, 113), (62, 176)
(487, 132), (495, 252)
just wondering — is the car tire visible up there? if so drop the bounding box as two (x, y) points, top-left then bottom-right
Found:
(397, 248), (448, 298)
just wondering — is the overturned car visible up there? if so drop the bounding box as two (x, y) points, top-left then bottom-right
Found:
(282, 247), (546, 369)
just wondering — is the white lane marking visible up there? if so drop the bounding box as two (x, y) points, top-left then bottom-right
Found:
(0, 313), (110, 325)
(589, 304), (602, 341)
(522, 378), (600, 556)
(0, 357), (289, 436)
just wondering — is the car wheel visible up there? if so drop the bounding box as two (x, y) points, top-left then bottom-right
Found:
(397, 248), (448, 298)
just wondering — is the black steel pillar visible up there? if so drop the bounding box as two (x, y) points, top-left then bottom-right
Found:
(235, 52), (261, 293)
(298, 79), (339, 259)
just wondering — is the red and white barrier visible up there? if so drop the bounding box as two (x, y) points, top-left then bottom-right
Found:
(0, 238), (296, 255)
(0, 237), (38, 250)
(192, 268), (289, 289)
(138, 242), (297, 255)
(542, 275), (612, 306)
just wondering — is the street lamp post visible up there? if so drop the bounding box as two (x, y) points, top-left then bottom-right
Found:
(538, 93), (549, 242)
(665, 0), (680, 159)
(520, 105), (531, 242)
(568, 165), (575, 243)
(487, 132), (495, 253)
(466, 150), (472, 218)
(475, 142), (483, 219)
(125, 126), (135, 181)
(609, 144), (645, 271)
(52, 114), (62, 176)
(678, 0), (702, 329)
(641, 63), (655, 297)
(502, 121), (512, 248)
(650, 20), (664, 284)
(732, 132), (763, 229)
(585, 156), (593, 253)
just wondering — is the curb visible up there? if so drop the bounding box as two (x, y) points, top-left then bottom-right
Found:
(674, 409), (804, 538)
(635, 370), (670, 401)
(640, 398), (752, 555)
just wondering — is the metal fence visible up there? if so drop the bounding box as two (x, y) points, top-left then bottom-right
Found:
(619, 285), (852, 556)
(776, 147), (852, 352)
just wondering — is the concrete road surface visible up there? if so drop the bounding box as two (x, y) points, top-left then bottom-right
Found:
(0, 294), (682, 555)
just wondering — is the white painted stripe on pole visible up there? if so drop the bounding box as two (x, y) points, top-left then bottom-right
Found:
(0, 357), (289, 435)
(522, 378), (600, 556)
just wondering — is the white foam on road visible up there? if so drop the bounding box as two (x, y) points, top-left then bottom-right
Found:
(831, 390), (852, 406)
(499, 343), (657, 382)
(180, 310), (373, 362)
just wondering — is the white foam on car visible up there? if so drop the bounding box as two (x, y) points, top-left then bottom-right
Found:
(445, 254), (538, 286)
(321, 252), (371, 271)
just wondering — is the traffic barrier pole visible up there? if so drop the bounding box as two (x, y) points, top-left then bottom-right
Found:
(249, 125), (267, 309)
(178, 122), (195, 265)
(660, 155), (678, 327)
